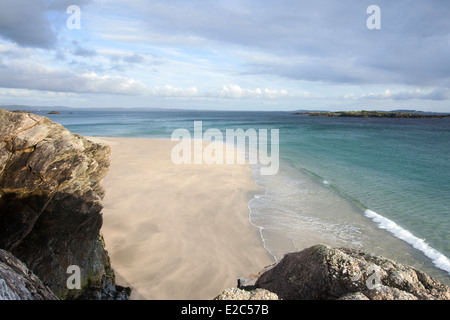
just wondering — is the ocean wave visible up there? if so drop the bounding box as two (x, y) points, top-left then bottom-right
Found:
(364, 209), (450, 275)
(251, 159), (450, 276)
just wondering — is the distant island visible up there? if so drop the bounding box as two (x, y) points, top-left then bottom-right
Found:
(296, 111), (450, 119)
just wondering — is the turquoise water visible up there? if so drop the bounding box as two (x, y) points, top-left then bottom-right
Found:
(36, 108), (450, 284)
(280, 116), (450, 259)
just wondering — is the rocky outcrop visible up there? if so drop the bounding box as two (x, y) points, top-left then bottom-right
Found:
(296, 111), (450, 118)
(0, 108), (129, 299)
(0, 249), (58, 300)
(240, 244), (450, 300)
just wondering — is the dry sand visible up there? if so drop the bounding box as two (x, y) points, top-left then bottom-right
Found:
(89, 137), (274, 300)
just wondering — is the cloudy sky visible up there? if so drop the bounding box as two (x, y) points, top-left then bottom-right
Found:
(0, 0), (449, 111)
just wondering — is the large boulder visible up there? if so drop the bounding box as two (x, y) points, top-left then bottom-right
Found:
(0, 108), (128, 299)
(250, 244), (450, 300)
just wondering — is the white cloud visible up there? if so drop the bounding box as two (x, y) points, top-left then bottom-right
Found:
(0, 59), (148, 95)
(215, 84), (289, 99)
(78, 73), (148, 95)
(145, 84), (291, 100)
(1, 1), (450, 111)
(0, 0), (93, 48)
(149, 85), (199, 97)
(361, 88), (450, 101)
(0, 88), (76, 98)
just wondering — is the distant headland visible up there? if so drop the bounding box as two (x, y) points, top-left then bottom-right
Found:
(295, 110), (450, 119)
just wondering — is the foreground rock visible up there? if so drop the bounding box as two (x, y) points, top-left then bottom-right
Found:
(0, 108), (129, 299)
(242, 244), (450, 300)
(214, 288), (278, 300)
(0, 249), (58, 300)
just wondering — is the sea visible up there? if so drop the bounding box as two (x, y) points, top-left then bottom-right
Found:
(26, 107), (450, 285)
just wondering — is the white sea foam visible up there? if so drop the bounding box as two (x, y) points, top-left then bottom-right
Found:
(364, 209), (450, 275)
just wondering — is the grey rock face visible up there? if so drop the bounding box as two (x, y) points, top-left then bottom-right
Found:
(0, 249), (58, 300)
(0, 108), (128, 299)
(252, 244), (450, 300)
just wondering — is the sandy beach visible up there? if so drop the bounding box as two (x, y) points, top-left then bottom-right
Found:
(89, 137), (274, 300)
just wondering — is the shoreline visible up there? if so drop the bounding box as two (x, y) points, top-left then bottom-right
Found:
(89, 137), (274, 300)
(249, 157), (450, 286)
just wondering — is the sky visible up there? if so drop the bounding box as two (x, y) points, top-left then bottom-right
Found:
(0, 0), (449, 112)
